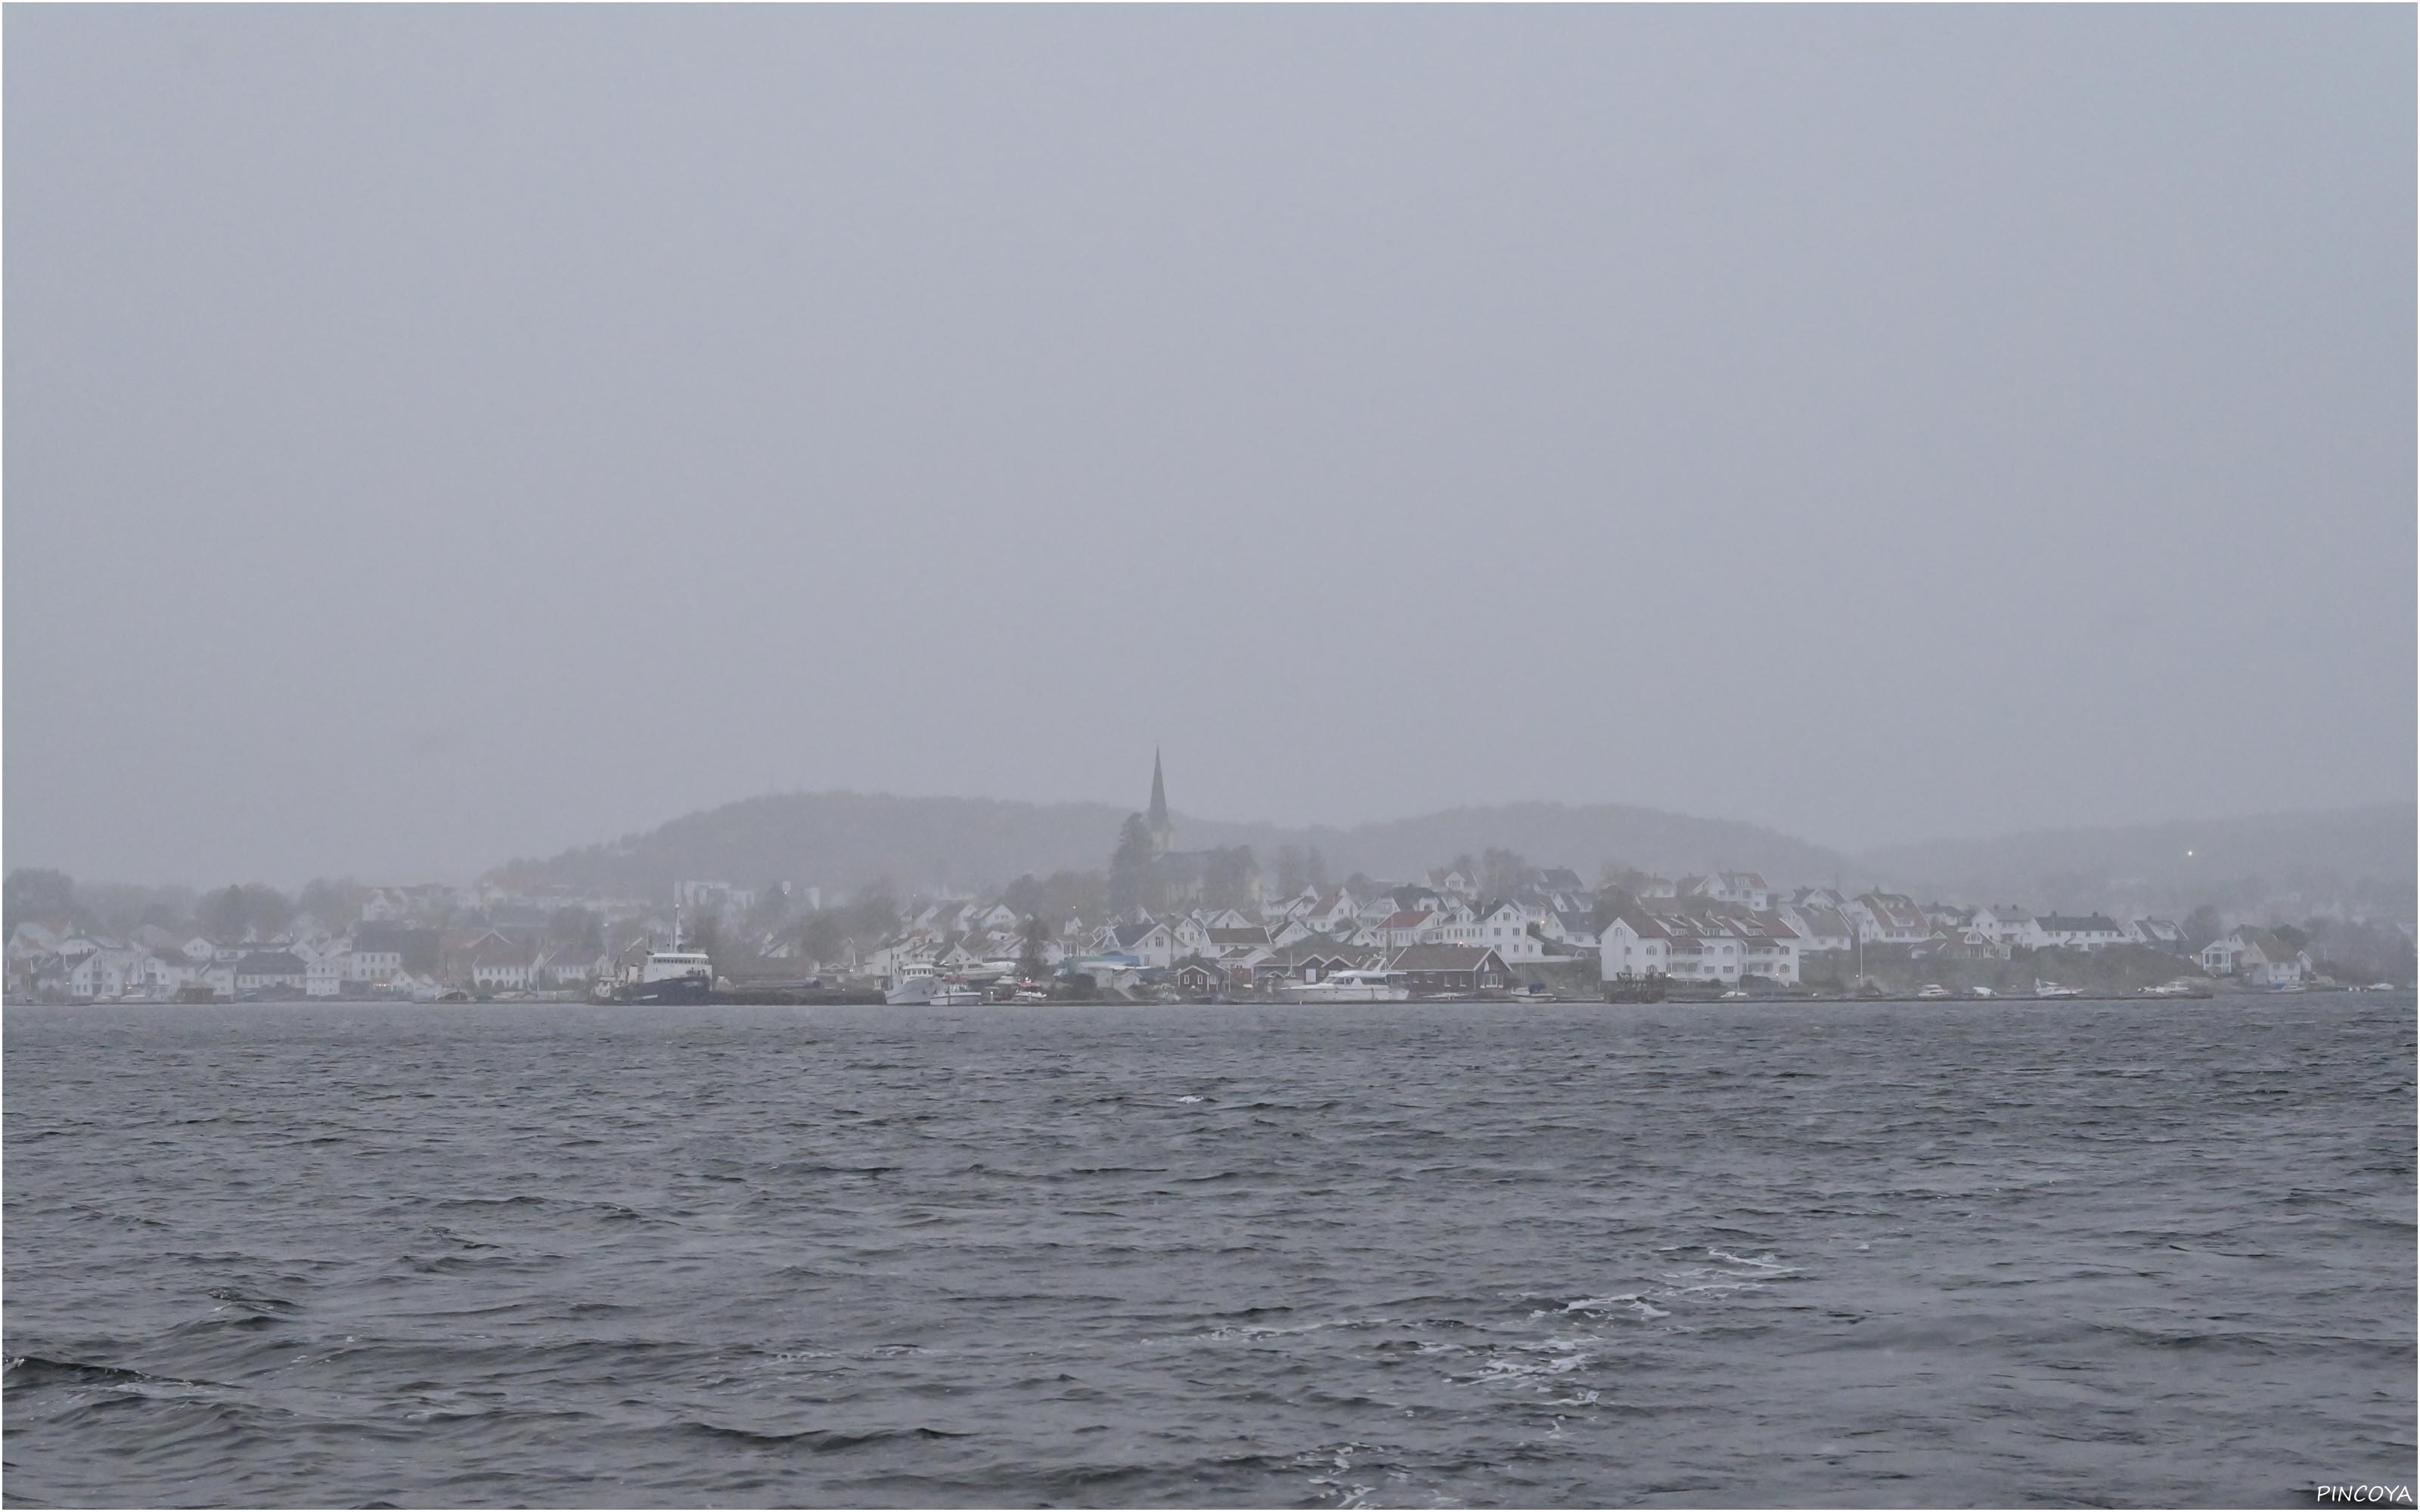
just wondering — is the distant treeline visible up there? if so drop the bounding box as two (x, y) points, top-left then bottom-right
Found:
(480, 791), (1855, 901)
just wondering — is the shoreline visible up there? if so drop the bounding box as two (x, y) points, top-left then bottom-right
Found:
(7, 985), (2396, 1010)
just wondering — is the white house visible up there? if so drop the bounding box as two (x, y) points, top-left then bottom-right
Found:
(468, 942), (537, 992)
(1471, 900), (1538, 959)
(1738, 931), (1801, 985)
(2128, 919), (2188, 952)
(1302, 890), (1360, 933)
(1690, 872), (1772, 910)
(1967, 908), (2043, 950)
(1542, 908), (1600, 953)
(1779, 906), (1855, 956)
(346, 943), (405, 984)
(1665, 929), (1745, 984)
(1599, 906), (1800, 986)
(1416, 900), (1481, 945)
(68, 947), (156, 1000)
(7, 922), (62, 959)
(1846, 893), (1931, 945)
(54, 933), (112, 962)
(1267, 918), (1320, 948)
(1170, 916), (1213, 959)
(2034, 915), (2130, 952)
(233, 951), (309, 993)
(1367, 909), (1439, 950)
(1599, 912), (1675, 981)
(535, 949), (597, 987)
(309, 953), (362, 997)
(2200, 929), (2307, 986)
(976, 902), (1021, 931)
(1105, 920), (1177, 970)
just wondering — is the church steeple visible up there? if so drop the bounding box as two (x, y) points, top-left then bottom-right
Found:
(1146, 745), (1173, 856)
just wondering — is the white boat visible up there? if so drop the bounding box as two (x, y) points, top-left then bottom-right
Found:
(629, 901), (714, 1002)
(1916, 984), (1951, 999)
(1970, 986), (1997, 998)
(633, 949), (713, 1002)
(884, 966), (984, 1006)
(1508, 984), (1559, 1002)
(1282, 970), (1410, 1003)
(2034, 979), (2083, 999)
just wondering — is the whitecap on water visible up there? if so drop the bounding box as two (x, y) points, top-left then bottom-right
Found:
(1706, 1247), (1798, 1275)
(1553, 1292), (1672, 1322)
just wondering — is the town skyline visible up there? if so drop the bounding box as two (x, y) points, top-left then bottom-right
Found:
(11, 751), (2413, 1002)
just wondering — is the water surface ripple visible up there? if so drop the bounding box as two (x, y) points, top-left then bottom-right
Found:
(5, 996), (2413, 1507)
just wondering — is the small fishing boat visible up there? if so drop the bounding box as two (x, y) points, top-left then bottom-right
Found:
(2034, 979), (2083, 999)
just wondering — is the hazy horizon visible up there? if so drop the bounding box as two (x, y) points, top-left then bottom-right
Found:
(9, 6), (2413, 887)
(11, 776), (2414, 895)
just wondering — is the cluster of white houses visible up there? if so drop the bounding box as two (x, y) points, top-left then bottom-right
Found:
(849, 869), (2215, 996)
(4, 918), (628, 1002)
(7, 866), (2308, 1002)
(860, 867), (1606, 996)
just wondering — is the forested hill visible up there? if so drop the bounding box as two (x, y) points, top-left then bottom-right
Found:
(483, 791), (1853, 900)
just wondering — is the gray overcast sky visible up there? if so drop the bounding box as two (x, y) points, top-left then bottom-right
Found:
(7, 5), (2413, 887)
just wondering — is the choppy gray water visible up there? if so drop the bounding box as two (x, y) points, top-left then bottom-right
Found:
(5, 996), (2413, 1508)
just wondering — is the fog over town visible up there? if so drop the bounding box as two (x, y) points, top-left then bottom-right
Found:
(6, 5), (2413, 892)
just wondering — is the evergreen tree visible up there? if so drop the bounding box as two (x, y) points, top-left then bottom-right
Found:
(3, 868), (79, 928)
(1017, 915), (1050, 980)
(1109, 813), (1156, 915)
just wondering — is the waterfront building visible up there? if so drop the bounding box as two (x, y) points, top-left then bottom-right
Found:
(2033, 914), (2130, 951)
(2199, 929), (2310, 986)
(1383, 944), (1513, 996)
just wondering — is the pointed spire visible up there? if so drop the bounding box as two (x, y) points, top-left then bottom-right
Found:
(1147, 745), (1173, 854)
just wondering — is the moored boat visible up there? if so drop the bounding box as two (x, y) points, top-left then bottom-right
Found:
(885, 967), (984, 1006)
(628, 902), (713, 1002)
(1282, 970), (1410, 1003)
